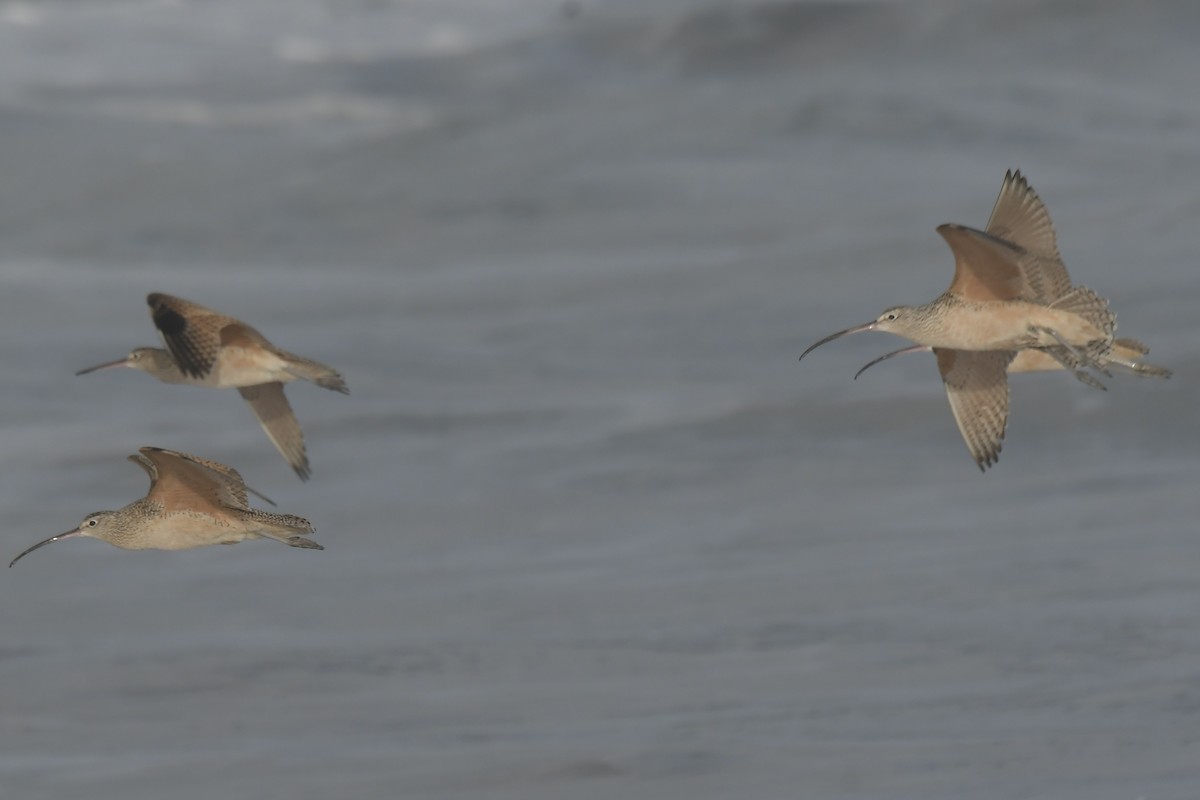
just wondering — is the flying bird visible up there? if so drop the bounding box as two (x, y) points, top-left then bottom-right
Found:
(799, 170), (1121, 469)
(10, 447), (322, 567)
(77, 293), (349, 480)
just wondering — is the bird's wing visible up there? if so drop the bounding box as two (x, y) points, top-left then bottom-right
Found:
(985, 170), (1063, 263)
(938, 224), (1038, 302)
(135, 446), (263, 510)
(147, 292), (270, 380)
(127, 450), (160, 482)
(935, 349), (1015, 471)
(219, 321), (274, 351)
(136, 447), (231, 510)
(239, 383), (311, 481)
(983, 169), (1072, 301)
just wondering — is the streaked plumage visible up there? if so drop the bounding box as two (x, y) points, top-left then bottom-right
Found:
(855, 338), (1172, 381)
(10, 447), (322, 568)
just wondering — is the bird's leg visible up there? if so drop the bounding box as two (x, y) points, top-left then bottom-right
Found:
(1050, 354), (1108, 390)
(1029, 325), (1113, 380)
(1041, 348), (1107, 390)
(1026, 333), (1107, 390)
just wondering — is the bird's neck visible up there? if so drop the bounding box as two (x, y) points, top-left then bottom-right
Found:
(142, 350), (194, 385)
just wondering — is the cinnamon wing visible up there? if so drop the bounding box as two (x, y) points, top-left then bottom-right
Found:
(938, 224), (1036, 302)
(133, 446), (270, 510)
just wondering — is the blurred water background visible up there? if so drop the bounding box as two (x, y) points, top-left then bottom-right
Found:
(1, 1), (1199, 797)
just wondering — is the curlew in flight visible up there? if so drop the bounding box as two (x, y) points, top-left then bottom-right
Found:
(854, 337), (1171, 381)
(799, 170), (1125, 469)
(10, 447), (322, 567)
(77, 293), (348, 480)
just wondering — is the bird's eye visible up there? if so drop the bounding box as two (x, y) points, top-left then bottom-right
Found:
(886, 313), (897, 321)
(87, 519), (98, 527)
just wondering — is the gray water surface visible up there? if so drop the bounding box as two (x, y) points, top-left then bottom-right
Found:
(1, 1), (1199, 798)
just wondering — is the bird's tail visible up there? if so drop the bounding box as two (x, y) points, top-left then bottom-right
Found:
(1045, 285), (1116, 368)
(241, 509), (323, 550)
(1107, 338), (1172, 379)
(280, 352), (349, 394)
(1113, 337), (1149, 356)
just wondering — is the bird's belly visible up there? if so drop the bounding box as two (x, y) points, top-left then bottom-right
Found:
(1022, 306), (1106, 347)
(932, 302), (1101, 351)
(145, 514), (246, 550)
(211, 349), (295, 388)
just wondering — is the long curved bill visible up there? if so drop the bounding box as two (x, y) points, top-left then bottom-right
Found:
(798, 321), (878, 361)
(9, 529), (82, 568)
(75, 357), (130, 376)
(854, 345), (931, 380)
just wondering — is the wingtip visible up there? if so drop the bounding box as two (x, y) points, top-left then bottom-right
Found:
(1001, 168), (1030, 192)
(974, 434), (1004, 473)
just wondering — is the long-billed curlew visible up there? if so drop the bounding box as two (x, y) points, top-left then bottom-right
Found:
(854, 338), (1172, 381)
(9, 447), (322, 568)
(76, 293), (348, 480)
(798, 170), (1120, 470)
